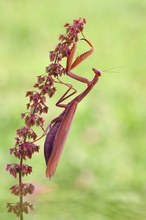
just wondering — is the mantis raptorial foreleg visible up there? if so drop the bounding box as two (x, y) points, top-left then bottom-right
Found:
(66, 38), (94, 85)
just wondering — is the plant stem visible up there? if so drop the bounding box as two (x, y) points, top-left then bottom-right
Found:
(19, 158), (23, 220)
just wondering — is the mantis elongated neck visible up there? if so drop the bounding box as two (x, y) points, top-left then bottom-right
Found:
(75, 74), (100, 103)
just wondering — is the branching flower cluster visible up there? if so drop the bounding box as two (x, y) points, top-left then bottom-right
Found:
(6, 18), (86, 218)
(46, 18), (86, 77)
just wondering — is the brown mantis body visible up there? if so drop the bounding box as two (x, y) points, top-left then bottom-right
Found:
(44, 38), (101, 177)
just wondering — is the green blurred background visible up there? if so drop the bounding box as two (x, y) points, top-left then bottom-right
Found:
(0, 0), (146, 219)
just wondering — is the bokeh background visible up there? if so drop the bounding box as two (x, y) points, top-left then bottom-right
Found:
(0, 0), (146, 219)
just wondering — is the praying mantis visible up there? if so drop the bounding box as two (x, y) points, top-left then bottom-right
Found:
(44, 37), (101, 177)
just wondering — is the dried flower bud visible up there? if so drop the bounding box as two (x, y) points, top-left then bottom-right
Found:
(10, 183), (34, 196)
(7, 202), (33, 216)
(17, 127), (37, 140)
(10, 142), (39, 160)
(6, 164), (32, 178)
